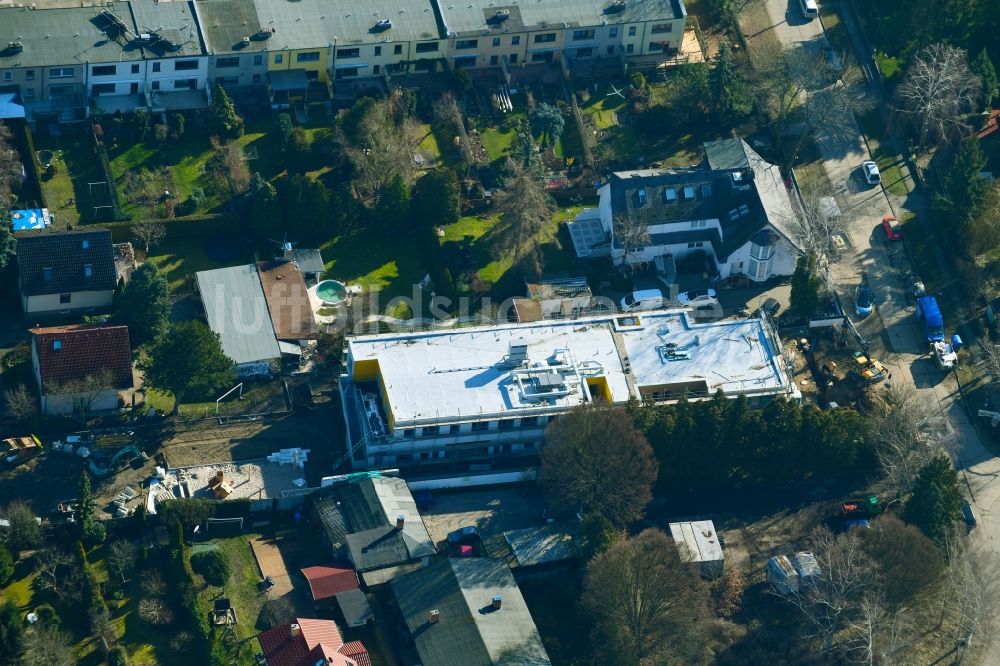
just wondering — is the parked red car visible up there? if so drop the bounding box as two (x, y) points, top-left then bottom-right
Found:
(881, 215), (903, 241)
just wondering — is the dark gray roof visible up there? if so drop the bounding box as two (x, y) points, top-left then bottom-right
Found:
(191, 0), (269, 55)
(290, 249), (325, 275)
(17, 229), (117, 296)
(0, 5), (142, 69)
(503, 523), (582, 567)
(608, 137), (803, 260)
(346, 526), (410, 572)
(335, 588), (374, 626)
(314, 474), (435, 571)
(392, 558), (551, 666)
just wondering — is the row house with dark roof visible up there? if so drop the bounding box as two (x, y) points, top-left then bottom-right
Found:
(16, 228), (121, 317)
(29, 324), (134, 416)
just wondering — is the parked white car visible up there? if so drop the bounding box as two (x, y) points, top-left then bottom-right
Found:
(799, 0), (818, 19)
(677, 289), (719, 307)
(861, 161), (881, 186)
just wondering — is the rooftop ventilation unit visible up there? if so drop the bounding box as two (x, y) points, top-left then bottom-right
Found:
(504, 341), (530, 367)
(6, 41), (24, 53)
(373, 18), (392, 31)
(240, 36), (251, 46)
(495, 8), (510, 19)
(605, 0), (627, 13)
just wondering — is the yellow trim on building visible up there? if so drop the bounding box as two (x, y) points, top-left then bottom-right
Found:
(587, 376), (612, 402)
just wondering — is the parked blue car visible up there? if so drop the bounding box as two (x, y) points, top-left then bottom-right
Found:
(854, 284), (875, 317)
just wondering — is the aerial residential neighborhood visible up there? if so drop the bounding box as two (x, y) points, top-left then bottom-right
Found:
(0, 0), (998, 664)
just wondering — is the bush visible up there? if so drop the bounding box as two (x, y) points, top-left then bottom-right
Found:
(85, 521), (107, 546)
(33, 604), (60, 627)
(190, 550), (230, 587)
(107, 645), (130, 666)
(0, 545), (12, 585)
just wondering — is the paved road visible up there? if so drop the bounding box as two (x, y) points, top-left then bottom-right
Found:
(760, 0), (1000, 659)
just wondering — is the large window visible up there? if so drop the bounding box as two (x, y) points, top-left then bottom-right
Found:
(253, 55), (263, 65)
(152, 62), (161, 72)
(415, 42), (439, 53)
(50, 68), (74, 79)
(174, 79), (196, 90)
(334, 67), (359, 79)
(91, 83), (115, 95)
(456, 39), (477, 50)
(750, 242), (774, 261)
(576, 47), (593, 58)
(533, 32), (556, 43)
(173, 60), (198, 71)
(296, 51), (320, 62)
(394, 44), (403, 55)
(572, 29), (595, 41)
(216, 56), (239, 68)
(651, 23), (673, 34)
(511, 36), (520, 45)
(337, 47), (360, 59)
(25, 69), (35, 81)
(92, 65), (116, 76)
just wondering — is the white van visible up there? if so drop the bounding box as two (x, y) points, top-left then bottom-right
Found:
(620, 289), (664, 311)
(799, 0), (818, 19)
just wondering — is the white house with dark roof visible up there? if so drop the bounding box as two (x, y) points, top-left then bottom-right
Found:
(568, 138), (804, 283)
(16, 229), (119, 316)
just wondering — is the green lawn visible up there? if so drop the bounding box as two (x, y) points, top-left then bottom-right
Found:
(144, 236), (230, 293)
(415, 123), (442, 162)
(582, 95), (626, 131)
(858, 111), (908, 196)
(322, 228), (426, 304)
(481, 127), (517, 162)
(33, 128), (103, 226)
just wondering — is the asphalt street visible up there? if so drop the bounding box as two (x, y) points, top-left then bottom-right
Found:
(761, 0), (1000, 659)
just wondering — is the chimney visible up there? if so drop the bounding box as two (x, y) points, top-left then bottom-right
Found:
(289, 623), (301, 637)
(428, 609), (440, 624)
(491, 594), (502, 610)
(396, 514), (405, 530)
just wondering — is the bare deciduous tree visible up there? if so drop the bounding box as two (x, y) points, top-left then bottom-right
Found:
(843, 595), (913, 666)
(131, 219), (165, 254)
(209, 137), (251, 195)
(140, 570), (166, 597)
(342, 98), (416, 204)
(50, 369), (116, 423)
(783, 527), (880, 656)
(895, 43), (981, 150)
(3, 383), (37, 423)
(869, 385), (939, 498)
(19, 624), (74, 666)
(138, 597), (174, 625)
(944, 532), (1000, 661)
(107, 539), (136, 583)
(493, 161), (557, 277)
(611, 213), (651, 274)
(34, 548), (77, 603)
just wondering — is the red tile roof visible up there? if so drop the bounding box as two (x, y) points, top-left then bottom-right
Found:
(257, 619), (369, 666)
(30, 325), (133, 391)
(302, 566), (360, 601)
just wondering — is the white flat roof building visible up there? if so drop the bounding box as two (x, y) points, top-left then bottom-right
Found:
(340, 310), (796, 470)
(669, 520), (725, 578)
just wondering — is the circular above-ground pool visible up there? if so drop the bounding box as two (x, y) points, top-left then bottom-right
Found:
(316, 279), (348, 305)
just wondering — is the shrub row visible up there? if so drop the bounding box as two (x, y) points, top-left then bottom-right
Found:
(98, 214), (239, 243)
(167, 521), (213, 666)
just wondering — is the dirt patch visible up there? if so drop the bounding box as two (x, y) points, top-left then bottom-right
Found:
(420, 488), (546, 547)
(250, 536), (294, 598)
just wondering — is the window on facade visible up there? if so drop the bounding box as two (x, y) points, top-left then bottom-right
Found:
(492, 37), (501, 46)
(489, 55), (498, 65)
(497, 420), (514, 431)
(42, 267), (52, 282)
(174, 79), (196, 90)
(23, 88), (34, 100)
(152, 62), (161, 72)
(509, 53), (518, 63)
(524, 441), (537, 450)
(403, 428), (415, 438)
(337, 47), (360, 59)
(651, 23), (673, 34)
(521, 416), (538, 427)
(448, 424), (460, 434)
(296, 51), (320, 62)
(335, 68), (359, 79)
(606, 45), (615, 56)
(374, 46), (382, 56)
(626, 44), (634, 54)
(687, 241), (704, 248)
(609, 27), (618, 37)
(2, 72), (11, 82)
(83, 264), (93, 278)
(92, 65), (116, 76)
(576, 47), (593, 58)
(253, 54), (263, 66)
(471, 421), (489, 432)
(274, 54), (283, 64)
(91, 83), (115, 95)
(422, 426), (439, 436)
(531, 52), (550, 62)
(511, 35), (520, 45)
(750, 242), (774, 261)
(252, 73), (261, 83)
(533, 32), (556, 43)
(59, 293), (71, 304)
(151, 81), (160, 91)
(628, 26), (637, 36)
(454, 56), (476, 69)
(214, 77), (238, 86)
(387, 63), (404, 73)
(131, 63), (140, 74)
(216, 56), (239, 68)
(649, 43), (664, 53)
(572, 29), (595, 40)
(25, 69), (34, 81)
(373, 64), (380, 75)
(415, 41), (439, 53)
(174, 60), (198, 71)
(394, 44), (402, 55)
(456, 39), (478, 49)
(690, 219), (707, 228)
(50, 68), (73, 79)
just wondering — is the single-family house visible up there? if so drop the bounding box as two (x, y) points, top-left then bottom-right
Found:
(301, 566), (374, 628)
(391, 557), (551, 666)
(568, 138), (803, 283)
(29, 324), (133, 416)
(312, 473), (435, 577)
(669, 519), (724, 578)
(257, 618), (370, 666)
(256, 259), (318, 342)
(17, 229), (118, 316)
